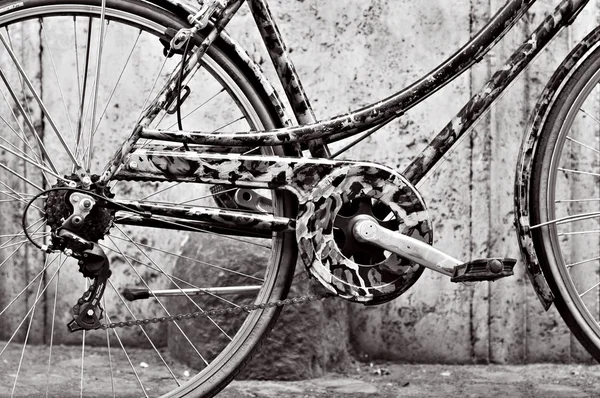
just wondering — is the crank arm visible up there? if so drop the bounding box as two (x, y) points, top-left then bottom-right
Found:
(352, 218), (457, 276)
(352, 218), (515, 282)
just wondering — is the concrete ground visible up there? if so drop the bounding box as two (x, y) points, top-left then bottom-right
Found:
(1, 343), (599, 397)
(223, 363), (600, 398)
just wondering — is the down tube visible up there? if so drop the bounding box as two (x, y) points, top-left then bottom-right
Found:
(403, 0), (590, 184)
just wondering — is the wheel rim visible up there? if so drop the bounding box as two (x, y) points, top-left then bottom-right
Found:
(546, 64), (600, 351)
(0, 2), (291, 397)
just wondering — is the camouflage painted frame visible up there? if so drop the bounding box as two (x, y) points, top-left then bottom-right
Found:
(107, 0), (592, 307)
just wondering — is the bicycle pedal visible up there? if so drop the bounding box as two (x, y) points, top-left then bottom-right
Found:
(451, 258), (516, 283)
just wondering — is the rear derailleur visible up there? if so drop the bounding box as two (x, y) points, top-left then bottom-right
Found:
(43, 185), (114, 332)
(54, 229), (112, 332)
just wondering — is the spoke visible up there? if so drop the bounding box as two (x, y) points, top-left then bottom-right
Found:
(0, 131), (45, 168)
(0, 90), (34, 151)
(107, 234), (263, 282)
(0, 217), (44, 251)
(80, 328), (86, 398)
(87, 2), (108, 170)
(98, 241), (241, 307)
(211, 115), (245, 132)
(177, 187), (237, 205)
(139, 182), (181, 201)
(102, 296), (116, 398)
(0, 113), (54, 186)
(530, 211), (600, 229)
(556, 198), (600, 203)
(145, 214), (271, 249)
(0, 32), (81, 170)
(0, 188), (38, 199)
(0, 253), (56, 318)
(0, 182), (45, 215)
(163, 88), (226, 129)
(559, 230), (600, 236)
(0, 98), (52, 180)
(107, 280), (181, 386)
(0, 198), (35, 203)
(0, 231), (47, 240)
(580, 281), (600, 298)
(107, 233), (210, 363)
(4, 28), (36, 133)
(580, 107), (600, 125)
(75, 18), (93, 162)
(80, 278), (88, 398)
(112, 227), (233, 340)
(0, 66), (59, 174)
(11, 260), (45, 398)
(136, 56), (170, 125)
(558, 167), (600, 177)
(115, 208), (272, 248)
(0, 256), (66, 358)
(0, 140), (67, 181)
(0, 161), (44, 191)
(41, 21), (76, 140)
(104, 312), (149, 398)
(0, 223), (46, 275)
(45, 263), (60, 398)
(90, 30), (141, 138)
(0, 237), (47, 251)
(567, 256), (600, 269)
(2, 27), (53, 181)
(331, 115), (396, 158)
(74, 17), (82, 104)
(566, 135), (600, 156)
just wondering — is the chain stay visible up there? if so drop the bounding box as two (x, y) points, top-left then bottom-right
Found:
(100, 292), (332, 330)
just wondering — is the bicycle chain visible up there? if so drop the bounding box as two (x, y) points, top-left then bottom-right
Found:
(36, 187), (335, 331)
(100, 292), (332, 330)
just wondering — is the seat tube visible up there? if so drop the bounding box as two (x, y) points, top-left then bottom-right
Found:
(248, 0), (330, 157)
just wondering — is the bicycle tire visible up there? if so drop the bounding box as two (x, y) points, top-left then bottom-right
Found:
(530, 26), (600, 361)
(0, 0), (297, 396)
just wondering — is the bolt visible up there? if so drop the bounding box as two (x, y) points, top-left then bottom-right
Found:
(64, 249), (73, 257)
(80, 199), (93, 209)
(72, 195), (80, 203)
(87, 309), (95, 316)
(81, 176), (92, 187)
(129, 161), (138, 170)
(72, 216), (83, 225)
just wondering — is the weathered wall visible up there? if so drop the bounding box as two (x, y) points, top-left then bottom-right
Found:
(226, 0), (600, 364)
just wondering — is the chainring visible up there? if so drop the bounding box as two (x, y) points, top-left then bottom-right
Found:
(296, 164), (432, 305)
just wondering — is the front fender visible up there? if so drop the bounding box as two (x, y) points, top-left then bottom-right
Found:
(514, 27), (600, 311)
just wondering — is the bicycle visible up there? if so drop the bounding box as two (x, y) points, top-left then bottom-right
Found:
(0, 0), (598, 396)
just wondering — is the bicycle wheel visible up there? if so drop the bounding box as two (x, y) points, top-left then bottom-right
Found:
(0, 0), (296, 396)
(530, 29), (600, 361)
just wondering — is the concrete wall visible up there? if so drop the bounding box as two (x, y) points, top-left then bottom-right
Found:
(226, 0), (600, 364)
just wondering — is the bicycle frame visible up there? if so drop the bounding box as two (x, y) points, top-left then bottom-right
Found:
(133, 0), (589, 184)
(110, 0), (592, 307)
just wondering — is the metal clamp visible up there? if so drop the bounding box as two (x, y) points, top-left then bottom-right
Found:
(169, 27), (198, 51)
(63, 193), (95, 229)
(187, 0), (228, 29)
